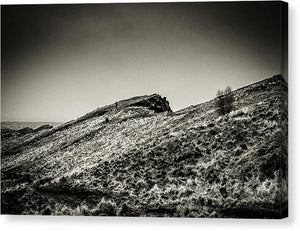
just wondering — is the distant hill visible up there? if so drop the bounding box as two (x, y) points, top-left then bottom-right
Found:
(1, 122), (62, 130)
(1, 75), (288, 218)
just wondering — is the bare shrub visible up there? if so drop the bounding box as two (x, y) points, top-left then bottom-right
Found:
(216, 86), (233, 115)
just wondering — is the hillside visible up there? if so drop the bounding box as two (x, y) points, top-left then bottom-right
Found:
(1, 75), (288, 218)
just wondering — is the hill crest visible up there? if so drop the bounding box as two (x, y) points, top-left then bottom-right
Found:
(1, 74), (288, 218)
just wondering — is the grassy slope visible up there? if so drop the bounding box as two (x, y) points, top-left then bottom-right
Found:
(1, 75), (288, 218)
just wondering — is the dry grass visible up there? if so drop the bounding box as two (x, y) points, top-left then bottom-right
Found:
(1, 75), (288, 218)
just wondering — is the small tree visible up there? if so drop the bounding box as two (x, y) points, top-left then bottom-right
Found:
(216, 86), (233, 115)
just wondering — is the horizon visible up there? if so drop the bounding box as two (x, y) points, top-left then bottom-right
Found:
(1, 2), (287, 122)
(1, 73), (284, 123)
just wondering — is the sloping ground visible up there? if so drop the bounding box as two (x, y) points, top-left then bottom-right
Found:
(1, 122), (62, 130)
(1, 125), (54, 155)
(1, 75), (288, 218)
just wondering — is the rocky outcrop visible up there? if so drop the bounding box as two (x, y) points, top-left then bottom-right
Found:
(76, 94), (172, 123)
(129, 94), (172, 113)
(34, 124), (53, 132)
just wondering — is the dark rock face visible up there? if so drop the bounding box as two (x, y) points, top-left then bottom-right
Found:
(18, 127), (34, 135)
(129, 94), (172, 113)
(34, 124), (53, 132)
(1, 75), (288, 218)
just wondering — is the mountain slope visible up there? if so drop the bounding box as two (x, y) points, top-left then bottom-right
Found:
(1, 75), (288, 218)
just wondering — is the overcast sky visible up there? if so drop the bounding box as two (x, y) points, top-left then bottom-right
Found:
(1, 2), (287, 122)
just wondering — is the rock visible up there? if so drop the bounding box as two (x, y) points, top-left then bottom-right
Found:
(34, 125), (53, 132)
(18, 127), (34, 135)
